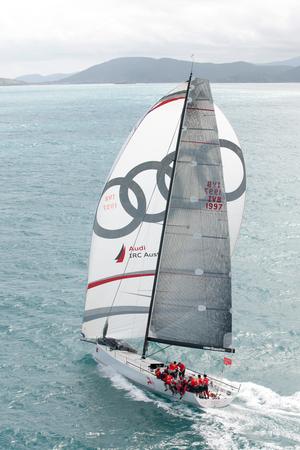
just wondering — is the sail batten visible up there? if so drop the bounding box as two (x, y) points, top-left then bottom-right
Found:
(146, 79), (233, 352)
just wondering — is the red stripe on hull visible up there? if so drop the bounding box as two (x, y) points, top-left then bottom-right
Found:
(87, 272), (155, 290)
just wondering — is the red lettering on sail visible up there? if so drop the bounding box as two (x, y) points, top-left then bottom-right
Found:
(205, 181), (224, 211)
(103, 193), (118, 211)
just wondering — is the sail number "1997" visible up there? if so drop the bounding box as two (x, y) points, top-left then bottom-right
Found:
(205, 202), (223, 210)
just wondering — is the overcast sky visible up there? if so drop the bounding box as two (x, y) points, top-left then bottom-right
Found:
(1, 0), (299, 78)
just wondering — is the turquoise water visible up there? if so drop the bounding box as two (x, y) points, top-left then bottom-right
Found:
(0, 83), (299, 449)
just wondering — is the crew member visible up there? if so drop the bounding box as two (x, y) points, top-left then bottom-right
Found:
(168, 361), (178, 378)
(178, 361), (186, 377)
(164, 373), (173, 391)
(188, 375), (198, 393)
(179, 378), (188, 399)
(203, 374), (209, 398)
(155, 368), (162, 379)
(196, 374), (204, 397)
(161, 369), (168, 382)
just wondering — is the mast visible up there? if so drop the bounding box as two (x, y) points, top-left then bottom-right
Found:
(142, 72), (193, 358)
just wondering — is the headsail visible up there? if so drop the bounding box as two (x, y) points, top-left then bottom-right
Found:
(146, 79), (233, 353)
(82, 84), (186, 340)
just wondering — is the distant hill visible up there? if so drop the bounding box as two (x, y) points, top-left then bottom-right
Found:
(16, 73), (72, 83)
(274, 65), (300, 82)
(58, 57), (300, 84)
(0, 77), (25, 86)
(267, 56), (300, 67)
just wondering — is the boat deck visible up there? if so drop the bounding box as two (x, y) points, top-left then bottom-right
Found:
(96, 344), (240, 406)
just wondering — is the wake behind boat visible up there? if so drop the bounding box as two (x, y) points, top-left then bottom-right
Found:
(81, 75), (246, 409)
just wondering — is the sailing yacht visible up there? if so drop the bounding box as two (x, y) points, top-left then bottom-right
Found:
(81, 76), (246, 408)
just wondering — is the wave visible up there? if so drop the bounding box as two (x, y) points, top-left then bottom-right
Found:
(97, 364), (194, 415)
(194, 382), (300, 450)
(237, 382), (300, 418)
(97, 364), (300, 449)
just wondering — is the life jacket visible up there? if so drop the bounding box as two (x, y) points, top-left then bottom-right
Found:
(197, 377), (203, 385)
(168, 363), (177, 371)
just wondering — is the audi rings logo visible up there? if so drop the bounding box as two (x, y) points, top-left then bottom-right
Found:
(94, 139), (246, 239)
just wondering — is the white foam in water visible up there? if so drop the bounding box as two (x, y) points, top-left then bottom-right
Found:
(198, 382), (300, 450)
(238, 382), (300, 418)
(98, 365), (152, 403)
(98, 366), (300, 449)
(97, 364), (196, 416)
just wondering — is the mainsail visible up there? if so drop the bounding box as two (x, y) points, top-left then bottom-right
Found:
(146, 79), (233, 353)
(82, 79), (245, 346)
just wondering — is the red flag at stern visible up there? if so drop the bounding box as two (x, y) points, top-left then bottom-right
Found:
(224, 357), (232, 366)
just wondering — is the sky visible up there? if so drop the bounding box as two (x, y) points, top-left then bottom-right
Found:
(0, 0), (299, 78)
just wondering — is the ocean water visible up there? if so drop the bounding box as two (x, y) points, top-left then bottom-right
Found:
(0, 83), (299, 449)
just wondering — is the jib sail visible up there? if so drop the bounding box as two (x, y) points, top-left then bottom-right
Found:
(82, 84), (186, 340)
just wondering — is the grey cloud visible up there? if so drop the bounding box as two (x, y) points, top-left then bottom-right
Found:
(0, 0), (299, 77)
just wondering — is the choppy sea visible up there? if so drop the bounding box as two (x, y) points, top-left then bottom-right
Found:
(0, 83), (299, 449)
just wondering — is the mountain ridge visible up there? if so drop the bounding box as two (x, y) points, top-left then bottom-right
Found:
(3, 56), (300, 86)
(0, 77), (25, 86)
(58, 57), (300, 84)
(16, 73), (73, 83)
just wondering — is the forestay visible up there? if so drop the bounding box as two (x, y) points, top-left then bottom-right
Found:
(147, 79), (233, 352)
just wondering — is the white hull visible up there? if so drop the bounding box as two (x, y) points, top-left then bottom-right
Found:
(94, 344), (239, 409)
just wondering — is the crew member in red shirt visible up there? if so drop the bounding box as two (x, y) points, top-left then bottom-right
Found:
(188, 376), (198, 393)
(155, 368), (162, 379)
(178, 361), (186, 377)
(164, 374), (173, 391)
(168, 361), (178, 378)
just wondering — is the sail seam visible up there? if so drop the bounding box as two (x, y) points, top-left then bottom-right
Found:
(83, 306), (149, 322)
(181, 140), (218, 145)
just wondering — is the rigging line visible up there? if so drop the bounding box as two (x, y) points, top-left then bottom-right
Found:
(146, 344), (171, 358)
(104, 114), (182, 335)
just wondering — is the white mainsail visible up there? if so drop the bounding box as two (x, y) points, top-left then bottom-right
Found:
(82, 81), (246, 342)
